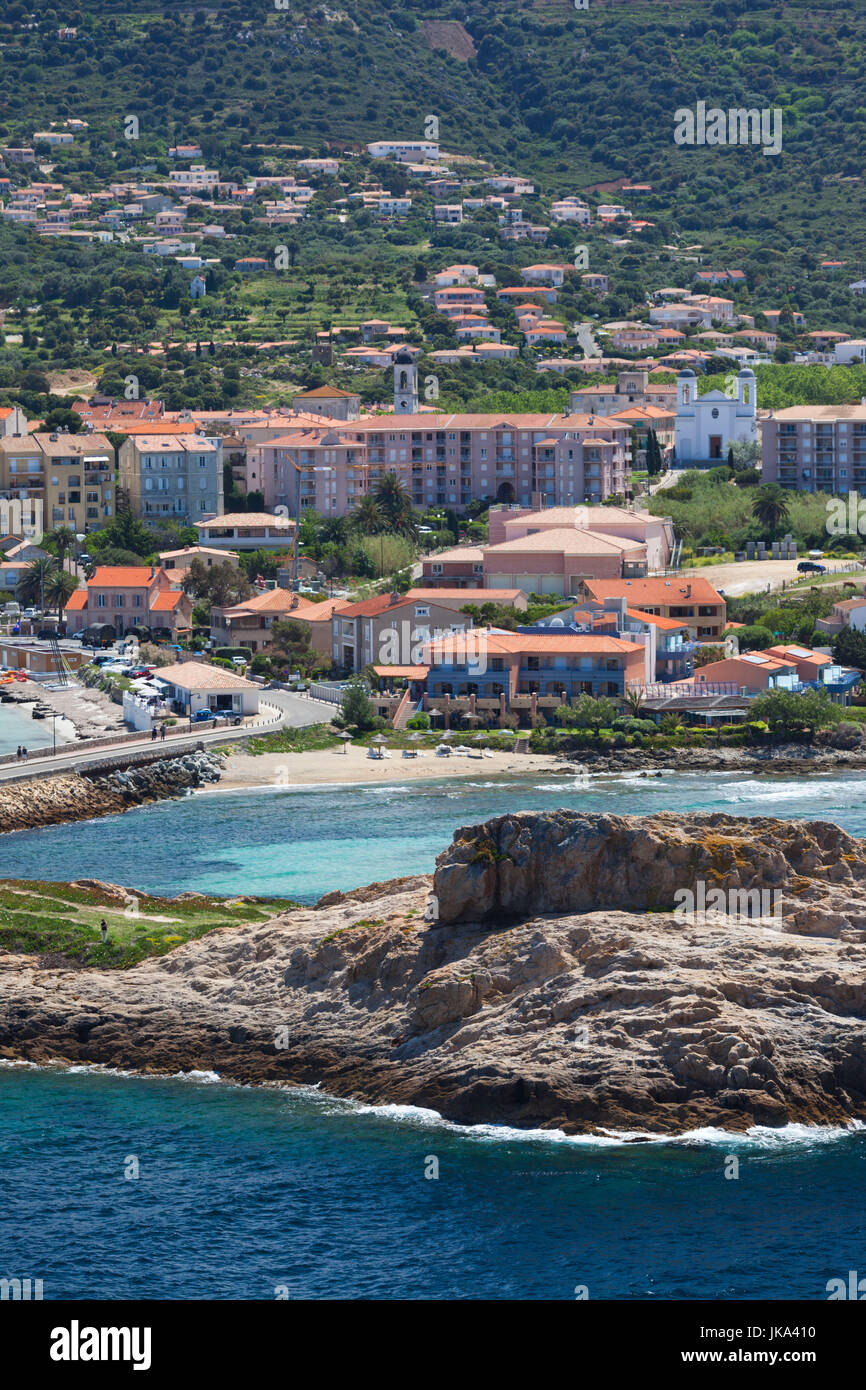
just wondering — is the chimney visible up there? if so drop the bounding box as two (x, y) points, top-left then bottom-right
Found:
(150, 565), (155, 578)
(684, 584), (691, 598)
(389, 591), (401, 605)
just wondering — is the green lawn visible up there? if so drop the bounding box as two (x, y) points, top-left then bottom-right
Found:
(0, 880), (298, 969)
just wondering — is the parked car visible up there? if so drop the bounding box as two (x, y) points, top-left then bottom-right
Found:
(190, 709), (217, 723)
(21, 607), (40, 619)
(36, 627), (60, 641)
(127, 666), (156, 680)
(797, 560), (826, 574)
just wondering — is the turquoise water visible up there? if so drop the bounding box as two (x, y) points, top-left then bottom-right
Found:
(0, 700), (56, 757)
(1, 1064), (863, 1300)
(3, 767), (866, 901)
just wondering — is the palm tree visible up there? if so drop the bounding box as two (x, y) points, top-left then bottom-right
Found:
(623, 687), (646, 717)
(375, 472), (415, 535)
(351, 495), (383, 536)
(19, 556), (58, 611)
(45, 569), (77, 620)
(45, 524), (77, 573)
(751, 484), (791, 538)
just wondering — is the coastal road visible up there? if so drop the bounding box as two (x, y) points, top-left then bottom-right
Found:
(0, 691), (337, 786)
(261, 689), (337, 726)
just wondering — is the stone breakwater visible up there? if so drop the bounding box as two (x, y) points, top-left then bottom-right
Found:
(0, 752), (224, 834)
(2, 811), (866, 1135)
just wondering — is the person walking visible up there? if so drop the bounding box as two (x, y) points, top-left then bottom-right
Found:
(100, 919), (108, 944)
(21, 746), (27, 763)
(160, 723), (166, 741)
(15, 745), (21, 761)
(151, 725), (158, 741)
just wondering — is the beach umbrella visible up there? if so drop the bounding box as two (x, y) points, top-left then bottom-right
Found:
(408, 730), (424, 742)
(440, 728), (454, 739)
(473, 731), (487, 742)
(339, 731), (352, 754)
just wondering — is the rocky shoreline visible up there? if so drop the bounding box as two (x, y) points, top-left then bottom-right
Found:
(0, 751), (224, 835)
(1, 810), (866, 1136)
(571, 738), (866, 776)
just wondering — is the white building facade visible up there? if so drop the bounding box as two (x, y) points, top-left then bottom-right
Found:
(674, 368), (758, 465)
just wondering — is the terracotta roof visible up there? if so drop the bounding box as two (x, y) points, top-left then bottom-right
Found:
(158, 546), (239, 560)
(422, 545), (484, 564)
(155, 660), (258, 691)
(372, 665), (430, 678)
(293, 385), (358, 399)
(195, 513), (295, 528)
(88, 566), (162, 588)
(486, 527), (645, 555)
(582, 577), (725, 605)
(763, 644), (831, 666)
(626, 607), (687, 631)
(64, 589), (88, 611)
(150, 590), (188, 612)
(426, 629), (643, 657)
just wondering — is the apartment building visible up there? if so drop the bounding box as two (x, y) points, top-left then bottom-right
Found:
(332, 589), (474, 673)
(759, 405), (866, 492)
(424, 630), (646, 703)
(488, 505), (674, 570)
(251, 411), (631, 516)
(210, 588), (340, 655)
(578, 577), (726, 641)
(119, 435), (222, 522)
(367, 140), (439, 162)
(551, 197), (590, 224)
(10, 433), (115, 531)
(169, 166), (220, 192)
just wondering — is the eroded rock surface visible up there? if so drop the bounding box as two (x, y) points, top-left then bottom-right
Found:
(1, 812), (865, 1136)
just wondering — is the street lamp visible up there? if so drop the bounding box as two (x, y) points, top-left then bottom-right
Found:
(75, 533), (86, 577)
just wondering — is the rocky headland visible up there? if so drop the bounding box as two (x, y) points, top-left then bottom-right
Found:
(2, 810), (866, 1136)
(0, 751), (224, 834)
(569, 727), (866, 776)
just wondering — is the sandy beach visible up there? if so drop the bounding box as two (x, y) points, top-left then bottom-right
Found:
(217, 744), (570, 789)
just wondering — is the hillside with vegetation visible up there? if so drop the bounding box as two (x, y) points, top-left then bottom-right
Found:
(3, 1), (866, 421)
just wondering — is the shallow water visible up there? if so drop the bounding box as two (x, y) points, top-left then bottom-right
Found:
(3, 767), (866, 901)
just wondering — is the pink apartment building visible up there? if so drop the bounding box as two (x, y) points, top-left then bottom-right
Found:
(248, 413), (632, 516)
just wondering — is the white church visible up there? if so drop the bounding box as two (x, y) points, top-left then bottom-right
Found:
(674, 367), (757, 465)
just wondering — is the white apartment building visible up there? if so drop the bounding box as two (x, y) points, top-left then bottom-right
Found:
(367, 141), (439, 161)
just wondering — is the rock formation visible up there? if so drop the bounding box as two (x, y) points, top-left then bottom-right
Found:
(0, 752), (224, 834)
(1, 811), (866, 1136)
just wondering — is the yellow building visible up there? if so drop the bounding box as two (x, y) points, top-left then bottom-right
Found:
(32, 432), (116, 532)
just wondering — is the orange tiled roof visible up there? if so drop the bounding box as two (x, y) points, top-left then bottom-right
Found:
(88, 566), (162, 588)
(150, 590), (188, 612)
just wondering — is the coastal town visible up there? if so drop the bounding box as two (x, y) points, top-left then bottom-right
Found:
(3, 0), (866, 1330)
